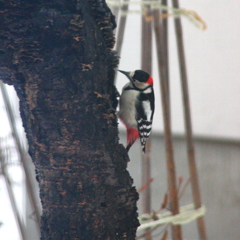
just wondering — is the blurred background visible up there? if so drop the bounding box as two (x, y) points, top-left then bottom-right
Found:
(0, 0), (240, 239)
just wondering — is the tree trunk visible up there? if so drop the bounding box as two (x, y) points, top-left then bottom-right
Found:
(0, 1), (139, 239)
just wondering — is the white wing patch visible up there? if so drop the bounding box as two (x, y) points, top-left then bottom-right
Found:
(142, 100), (152, 121)
(143, 87), (152, 94)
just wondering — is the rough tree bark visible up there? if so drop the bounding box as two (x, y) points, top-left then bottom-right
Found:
(0, 1), (139, 239)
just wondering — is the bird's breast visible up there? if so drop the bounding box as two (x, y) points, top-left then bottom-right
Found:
(118, 87), (139, 128)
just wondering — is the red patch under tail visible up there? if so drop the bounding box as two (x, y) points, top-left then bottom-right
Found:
(126, 127), (139, 152)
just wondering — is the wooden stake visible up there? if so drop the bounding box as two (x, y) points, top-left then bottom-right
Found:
(115, 0), (129, 55)
(0, 149), (26, 240)
(171, 0), (208, 239)
(141, 3), (153, 239)
(0, 82), (41, 229)
(153, 9), (182, 240)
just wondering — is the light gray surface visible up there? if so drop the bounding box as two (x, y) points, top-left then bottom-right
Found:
(124, 132), (240, 240)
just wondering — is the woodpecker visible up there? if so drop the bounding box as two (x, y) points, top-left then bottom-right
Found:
(118, 69), (155, 153)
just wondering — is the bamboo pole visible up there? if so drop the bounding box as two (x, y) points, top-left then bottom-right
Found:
(0, 152), (26, 240)
(115, 0), (129, 55)
(141, 3), (152, 239)
(161, 0), (169, 93)
(171, 0), (208, 239)
(153, 9), (182, 240)
(111, 0), (120, 29)
(0, 82), (41, 231)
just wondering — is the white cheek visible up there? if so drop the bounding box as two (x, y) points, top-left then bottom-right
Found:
(134, 81), (148, 89)
(143, 87), (152, 94)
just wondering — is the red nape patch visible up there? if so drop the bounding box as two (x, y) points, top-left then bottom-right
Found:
(126, 127), (139, 146)
(146, 76), (153, 85)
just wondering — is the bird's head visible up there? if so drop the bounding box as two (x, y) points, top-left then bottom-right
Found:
(118, 69), (153, 90)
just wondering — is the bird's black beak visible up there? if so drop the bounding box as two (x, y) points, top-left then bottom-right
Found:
(118, 70), (130, 76)
(118, 70), (134, 84)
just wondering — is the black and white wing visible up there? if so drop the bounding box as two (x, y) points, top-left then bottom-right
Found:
(136, 89), (155, 152)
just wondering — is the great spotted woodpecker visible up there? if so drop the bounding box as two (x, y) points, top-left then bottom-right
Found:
(118, 70), (155, 153)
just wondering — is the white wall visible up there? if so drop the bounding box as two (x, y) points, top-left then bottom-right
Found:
(116, 1), (240, 140)
(125, 132), (240, 240)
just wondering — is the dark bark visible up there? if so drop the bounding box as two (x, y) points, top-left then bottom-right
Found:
(0, 1), (139, 239)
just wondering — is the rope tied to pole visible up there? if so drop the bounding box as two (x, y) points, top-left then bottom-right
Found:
(138, 204), (206, 231)
(106, 0), (207, 30)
